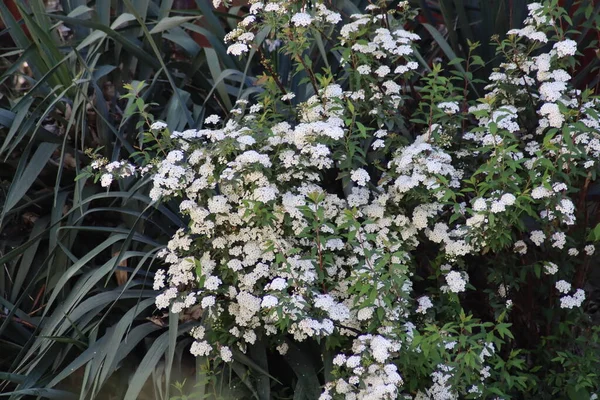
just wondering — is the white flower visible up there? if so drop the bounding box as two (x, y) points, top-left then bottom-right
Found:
(190, 340), (212, 356)
(507, 26), (548, 42)
(371, 139), (385, 150)
(416, 296), (433, 314)
(472, 198), (487, 211)
(205, 114), (221, 124)
(540, 81), (567, 102)
(357, 307), (374, 321)
(166, 150), (184, 163)
(438, 102), (459, 115)
(357, 65), (371, 75)
(264, 3), (281, 12)
(243, 330), (257, 344)
(153, 269), (166, 290)
(585, 244), (595, 255)
(544, 262), (559, 275)
(445, 271), (467, 293)
(383, 80), (401, 94)
(249, 2), (263, 14)
(190, 326), (205, 340)
(252, 186), (279, 202)
(445, 341), (457, 350)
(539, 103), (564, 128)
(268, 277), (287, 291)
(100, 173), (113, 188)
(237, 135), (256, 147)
(560, 289), (585, 309)
(281, 93), (296, 101)
(333, 354), (346, 366)
(513, 240), (527, 255)
(345, 355), (361, 368)
(500, 193), (516, 206)
(530, 230), (546, 246)
(227, 43), (249, 56)
(291, 12), (313, 27)
(551, 232), (566, 249)
(490, 201), (506, 213)
(531, 186), (552, 199)
(240, 15), (256, 27)
(150, 121), (167, 130)
(370, 335), (392, 363)
(201, 296), (215, 308)
(553, 39), (577, 58)
(261, 295), (279, 308)
(204, 276), (222, 290)
(350, 168), (370, 187)
(374, 65), (391, 77)
(276, 342), (289, 355)
(555, 280), (572, 294)
(220, 346), (233, 362)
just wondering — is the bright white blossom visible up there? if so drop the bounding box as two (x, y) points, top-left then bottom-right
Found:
(445, 271), (467, 293)
(291, 12), (313, 27)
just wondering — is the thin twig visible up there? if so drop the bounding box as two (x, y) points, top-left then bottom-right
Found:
(0, 314), (36, 329)
(257, 47), (288, 96)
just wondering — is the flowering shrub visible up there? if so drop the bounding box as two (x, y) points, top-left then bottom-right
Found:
(90, 1), (600, 398)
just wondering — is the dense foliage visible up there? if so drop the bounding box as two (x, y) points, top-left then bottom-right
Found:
(89, 1), (600, 399)
(0, 1), (255, 398)
(2, 0), (600, 399)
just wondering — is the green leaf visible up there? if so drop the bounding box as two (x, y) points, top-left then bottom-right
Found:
(204, 47), (233, 110)
(588, 223), (600, 241)
(282, 341), (321, 400)
(0, 388), (76, 399)
(1, 142), (58, 218)
(248, 340), (270, 400)
(48, 14), (160, 69)
(165, 311), (180, 399)
(421, 23), (480, 98)
(67, 5), (93, 18)
(122, 0), (194, 127)
(123, 322), (199, 400)
(567, 385), (589, 400)
(149, 16), (198, 34)
(111, 13), (136, 29)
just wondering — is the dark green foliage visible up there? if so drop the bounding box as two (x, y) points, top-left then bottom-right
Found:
(0, 0), (249, 397)
(413, 0), (600, 93)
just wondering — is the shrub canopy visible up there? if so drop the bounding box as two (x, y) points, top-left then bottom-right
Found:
(91, 1), (600, 398)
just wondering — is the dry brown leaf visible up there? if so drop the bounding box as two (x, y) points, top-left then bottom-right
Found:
(22, 212), (39, 225)
(112, 251), (128, 286)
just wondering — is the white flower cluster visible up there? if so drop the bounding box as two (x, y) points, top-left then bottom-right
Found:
(225, 1), (342, 56)
(323, 334), (403, 400)
(387, 134), (462, 199)
(416, 364), (457, 400)
(139, 10), (430, 397)
(443, 271), (468, 293)
(559, 288), (585, 309)
(93, 1), (600, 397)
(91, 160), (138, 188)
(506, 3), (550, 43)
